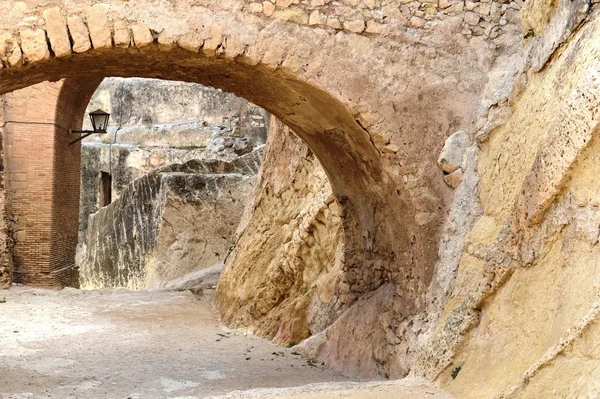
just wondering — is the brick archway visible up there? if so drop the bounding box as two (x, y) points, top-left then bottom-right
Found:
(3, 78), (102, 287)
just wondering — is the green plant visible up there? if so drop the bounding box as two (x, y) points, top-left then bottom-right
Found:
(451, 365), (462, 380)
(0, 297), (6, 303)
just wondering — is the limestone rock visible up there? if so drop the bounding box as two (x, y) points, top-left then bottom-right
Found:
(272, 7), (309, 24)
(437, 131), (469, 174)
(224, 35), (244, 60)
(112, 20), (131, 48)
(326, 17), (343, 29)
(343, 19), (365, 33)
(216, 118), (343, 346)
(263, 1), (275, 16)
(79, 150), (263, 290)
(443, 168), (464, 188)
(520, 0), (556, 35)
(163, 263), (224, 291)
(297, 284), (396, 378)
(158, 29), (179, 51)
(309, 10), (323, 26)
(178, 31), (203, 52)
(202, 25), (223, 56)
(464, 11), (481, 25)
(78, 77), (269, 241)
(0, 34), (23, 67)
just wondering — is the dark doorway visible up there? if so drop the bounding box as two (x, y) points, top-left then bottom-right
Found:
(99, 171), (112, 207)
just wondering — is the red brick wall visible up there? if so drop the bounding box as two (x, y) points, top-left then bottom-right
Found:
(51, 78), (103, 287)
(4, 78), (101, 288)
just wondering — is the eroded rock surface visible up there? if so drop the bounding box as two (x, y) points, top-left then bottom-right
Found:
(411, 5), (600, 398)
(217, 118), (343, 347)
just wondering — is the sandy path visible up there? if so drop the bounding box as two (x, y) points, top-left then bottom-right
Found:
(0, 287), (452, 399)
(206, 379), (454, 399)
(0, 287), (352, 398)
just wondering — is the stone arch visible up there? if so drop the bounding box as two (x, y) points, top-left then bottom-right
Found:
(0, 4), (426, 325)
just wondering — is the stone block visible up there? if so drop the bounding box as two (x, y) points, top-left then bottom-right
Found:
(272, 8), (309, 24)
(309, 10), (324, 25)
(0, 33), (22, 67)
(464, 11), (481, 25)
(113, 20), (131, 48)
(327, 17), (343, 29)
(365, 20), (392, 34)
(42, 7), (71, 58)
(202, 25), (223, 56)
(86, 5), (112, 50)
(263, 1), (275, 16)
(343, 19), (365, 33)
(158, 29), (179, 51)
(20, 29), (50, 63)
(224, 35), (244, 60)
(131, 23), (154, 49)
(178, 31), (203, 52)
(67, 16), (92, 53)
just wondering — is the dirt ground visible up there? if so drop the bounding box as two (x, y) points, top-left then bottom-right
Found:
(0, 287), (452, 399)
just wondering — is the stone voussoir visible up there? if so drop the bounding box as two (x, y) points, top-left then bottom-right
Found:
(42, 7), (71, 58)
(86, 5), (113, 50)
(19, 28), (50, 64)
(67, 15), (92, 54)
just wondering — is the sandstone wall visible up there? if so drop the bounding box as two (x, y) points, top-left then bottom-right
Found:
(79, 149), (263, 289)
(409, 0), (600, 396)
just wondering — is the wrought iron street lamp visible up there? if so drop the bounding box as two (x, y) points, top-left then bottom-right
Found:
(68, 109), (111, 145)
